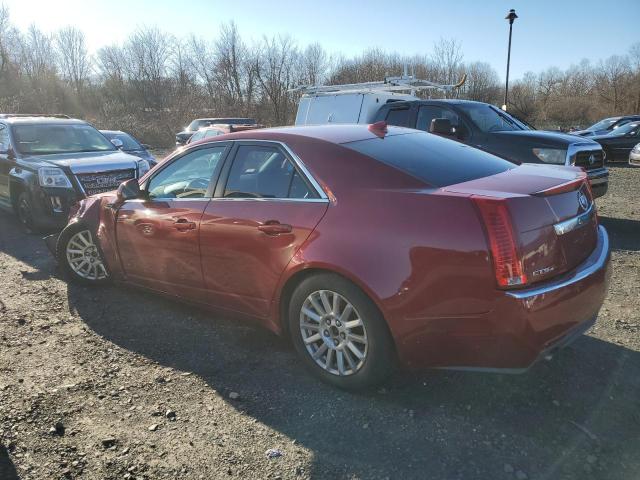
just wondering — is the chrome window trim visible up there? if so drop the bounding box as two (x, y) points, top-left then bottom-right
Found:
(553, 204), (594, 236)
(122, 197), (212, 203)
(507, 225), (609, 300)
(565, 143), (603, 166)
(209, 197), (329, 204)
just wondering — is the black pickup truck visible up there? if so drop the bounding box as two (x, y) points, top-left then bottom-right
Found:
(373, 99), (609, 198)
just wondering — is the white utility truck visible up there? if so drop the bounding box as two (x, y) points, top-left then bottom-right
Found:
(293, 73), (466, 126)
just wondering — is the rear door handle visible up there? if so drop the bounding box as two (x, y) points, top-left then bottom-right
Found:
(258, 221), (292, 235)
(174, 218), (197, 231)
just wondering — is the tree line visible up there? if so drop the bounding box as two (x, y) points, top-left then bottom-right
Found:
(1, 5), (638, 146)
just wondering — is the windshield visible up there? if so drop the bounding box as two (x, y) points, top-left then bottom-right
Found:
(457, 104), (527, 132)
(606, 122), (639, 136)
(13, 124), (116, 155)
(102, 132), (142, 151)
(587, 117), (619, 132)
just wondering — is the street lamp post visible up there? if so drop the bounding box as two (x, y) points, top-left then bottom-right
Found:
(503, 9), (518, 111)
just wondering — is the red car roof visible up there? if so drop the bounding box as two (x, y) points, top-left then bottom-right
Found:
(197, 124), (415, 145)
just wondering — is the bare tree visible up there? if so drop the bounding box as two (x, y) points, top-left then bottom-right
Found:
(254, 35), (299, 125)
(432, 38), (464, 85)
(594, 55), (630, 112)
(21, 24), (56, 81)
(55, 26), (90, 94)
(464, 61), (500, 103)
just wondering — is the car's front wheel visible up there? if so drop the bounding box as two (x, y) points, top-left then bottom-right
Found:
(288, 273), (396, 390)
(56, 223), (110, 285)
(16, 191), (37, 232)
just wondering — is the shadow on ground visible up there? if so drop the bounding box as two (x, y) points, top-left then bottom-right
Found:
(0, 444), (19, 480)
(599, 216), (640, 252)
(64, 278), (640, 479)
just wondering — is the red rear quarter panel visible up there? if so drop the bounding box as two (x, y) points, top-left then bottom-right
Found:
(272, 138), (496, 365)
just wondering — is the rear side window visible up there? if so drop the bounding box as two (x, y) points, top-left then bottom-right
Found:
(385, 108), (410, 127)
(343, 132), (515, 187)
(224, 145), (318, 199)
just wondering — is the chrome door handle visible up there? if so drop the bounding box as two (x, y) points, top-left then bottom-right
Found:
(258, 221), (292, 235)
(174, 219), (196, 231)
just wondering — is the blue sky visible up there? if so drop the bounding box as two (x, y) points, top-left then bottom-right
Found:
(4, 0), (639, 81)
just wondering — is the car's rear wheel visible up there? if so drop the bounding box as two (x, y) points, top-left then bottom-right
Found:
(288, 273), (396, 390)
(57, 223), (110, 285)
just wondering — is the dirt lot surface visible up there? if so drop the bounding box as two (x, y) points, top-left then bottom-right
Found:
(1, 165), (638, 480)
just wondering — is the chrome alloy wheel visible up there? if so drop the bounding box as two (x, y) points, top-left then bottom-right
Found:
(65, 230), (108, 281)
(299, 290), (368, 376)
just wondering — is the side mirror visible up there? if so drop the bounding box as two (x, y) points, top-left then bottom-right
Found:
(117, 178), (141, 201)
(110, 138), (124, 149)
(430, 118), (454, 136)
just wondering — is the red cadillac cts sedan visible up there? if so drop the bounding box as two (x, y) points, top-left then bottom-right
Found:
(54, 124), (611, 390)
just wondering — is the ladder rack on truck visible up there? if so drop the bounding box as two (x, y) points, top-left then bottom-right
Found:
(291, 73), (467, 96)
(292, 74), (467, 126)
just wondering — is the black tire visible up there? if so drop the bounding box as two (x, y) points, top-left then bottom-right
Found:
(288, 273), (397, 391)
(15, 191), (38, 233)
(56, 223), (111, 286)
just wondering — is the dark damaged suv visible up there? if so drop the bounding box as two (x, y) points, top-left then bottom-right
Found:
(0, 115), (150, 231)
(374, 100), (609, 198)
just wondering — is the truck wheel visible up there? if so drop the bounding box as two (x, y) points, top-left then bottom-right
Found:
(16, 191), (37, 232)
(56, 223), (111, 285)
(288, 273), (397, 391)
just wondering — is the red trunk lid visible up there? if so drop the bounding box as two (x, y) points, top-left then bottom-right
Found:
(443, 164), (598, 285)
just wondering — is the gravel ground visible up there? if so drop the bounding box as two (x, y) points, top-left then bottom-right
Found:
(0, 165), (638, 480)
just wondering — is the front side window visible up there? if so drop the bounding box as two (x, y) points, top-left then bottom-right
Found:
(147, 146), (225, 199)
(12, 124), (116, 155)
(224, 145), (317, 199)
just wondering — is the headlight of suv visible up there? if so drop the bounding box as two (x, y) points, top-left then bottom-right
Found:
(632, 144), (640, 153)
(532, 148), (567, 165)
(137, 159), (150, 177)
(38, 167), (72, 188)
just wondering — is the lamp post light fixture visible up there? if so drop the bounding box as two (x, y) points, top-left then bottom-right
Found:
(503, 8), (518, 111)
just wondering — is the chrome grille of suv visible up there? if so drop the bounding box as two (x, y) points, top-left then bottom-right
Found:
(574, 150), (604, 170)
(76, 169), (136, 196)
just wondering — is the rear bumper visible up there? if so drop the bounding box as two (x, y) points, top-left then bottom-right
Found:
(399, 225), (611, 371)
(586, 167), (608, 198)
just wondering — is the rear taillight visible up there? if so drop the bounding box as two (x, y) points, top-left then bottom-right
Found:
(472, 196), (527, 288)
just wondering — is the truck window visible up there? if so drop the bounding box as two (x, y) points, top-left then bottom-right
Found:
(385, 108), (410, 127)
(416, 106), (459, 132)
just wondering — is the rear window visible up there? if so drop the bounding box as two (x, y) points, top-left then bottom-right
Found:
(343, 132), (515, 187)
